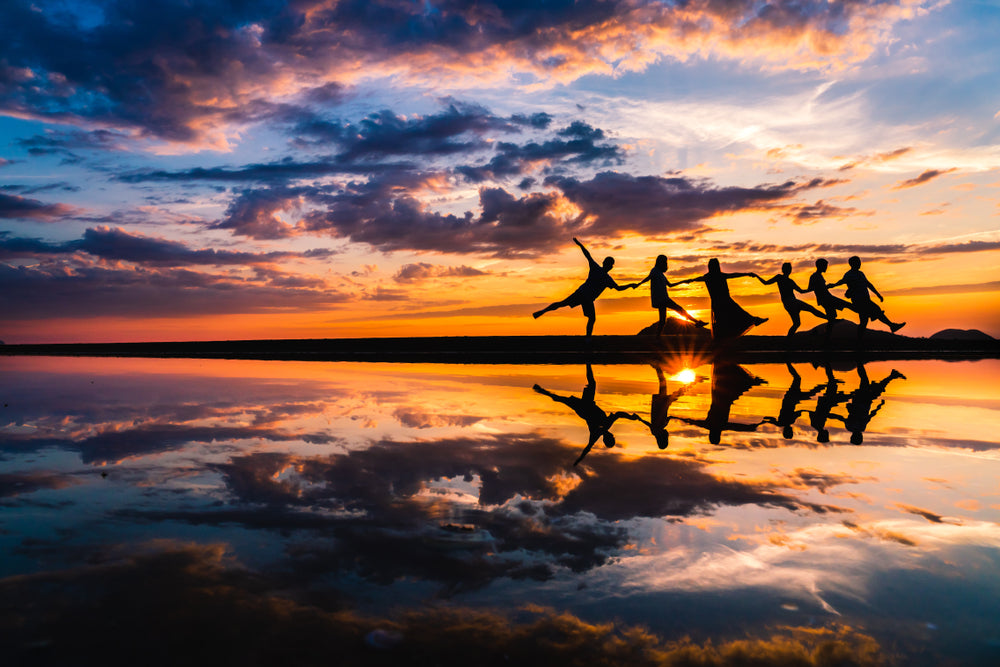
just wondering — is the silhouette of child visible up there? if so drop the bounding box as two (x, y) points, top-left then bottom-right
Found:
(533, 237), (635, 336)
(634, 255), (707, 336)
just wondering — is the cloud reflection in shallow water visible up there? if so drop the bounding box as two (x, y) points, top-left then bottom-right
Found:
(1, 356), (999, 664)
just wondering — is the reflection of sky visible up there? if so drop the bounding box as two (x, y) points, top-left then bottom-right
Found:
(1, 356), (999, 662)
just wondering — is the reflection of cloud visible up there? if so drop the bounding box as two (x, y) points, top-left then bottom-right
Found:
(0, 541), (886, 666)
(0, 471), (77, 498)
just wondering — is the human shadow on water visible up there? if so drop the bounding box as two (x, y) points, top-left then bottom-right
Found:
(839, 363), (907, 444)
(763, 362), (823, 440)
(674, 361), (767, 444)
(630, 362), (700, 449)
(533, 363), (639, 465)
(806, 361), (851, 443)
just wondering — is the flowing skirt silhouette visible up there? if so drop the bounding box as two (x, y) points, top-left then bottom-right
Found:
(704, 272), (760, 339)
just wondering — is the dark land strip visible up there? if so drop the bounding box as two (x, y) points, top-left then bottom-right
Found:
(2, 334), (998, 365)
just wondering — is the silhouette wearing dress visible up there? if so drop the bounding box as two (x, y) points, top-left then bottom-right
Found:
(763, 362), (823, 439)
(674, 362), (767, 444)
(633, 255), (708, 336)
(533, 237), (635, 336)
(533, 363), (637, 465)
(839, 363), (906, 444)
(828, 256), (905, 338)
(758, 262), (831, 336)
(803, 258), (855, 338)
(675, 258), (767, 340)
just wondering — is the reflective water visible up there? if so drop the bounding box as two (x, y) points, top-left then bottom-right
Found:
(1, 355), (999, 665)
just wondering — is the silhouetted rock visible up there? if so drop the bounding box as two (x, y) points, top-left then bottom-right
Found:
(930, 328), (996, 341)
(795, 319), (900, 341)
(637, 319), (712, 338)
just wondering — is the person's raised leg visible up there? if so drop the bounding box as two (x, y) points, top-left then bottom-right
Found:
(533, 298), (569, 319)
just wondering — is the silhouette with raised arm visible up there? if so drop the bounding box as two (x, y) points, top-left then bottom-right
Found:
(758, 262), (831, 337)
(807, 361), (850, 443)
(533, 237), (635, 336)
(802, 258), (856, 339)
(763, 362), (823, 439)
(674, 258), (767, 340)
(674, 362), (766, 444)
(841, 363), (906, 444)
(533, 363), (638, 465)
(633, 362), (695, 449)
(634, 255), (708, 336)
(828, 256), (905, 339)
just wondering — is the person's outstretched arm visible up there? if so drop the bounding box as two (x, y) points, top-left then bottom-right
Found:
(758, 274), (779, 285)
(635, 271), (653, 288)
(791, 279), (808, 293)
(671, 275), (703, 286)
(573, 237), (597, 266)
(722, 271), (759, 280)
(865, 276), (884, 301)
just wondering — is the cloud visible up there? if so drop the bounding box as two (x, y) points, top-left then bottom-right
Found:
(393, 262), (488, 283)
(0, 191), (76, 220)
(0, 541), (887, 666)
(0, 0), (942, 148)
(0, 260), (350, 320)
(547, 172), (833, 238)
(891, 168), (959, 190)
(0, 226), (337, 266)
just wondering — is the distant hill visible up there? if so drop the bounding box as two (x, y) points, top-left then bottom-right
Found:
(929, 328), (996, 341)
(795, 319), (902, 342)
(636, 318), (712, 338)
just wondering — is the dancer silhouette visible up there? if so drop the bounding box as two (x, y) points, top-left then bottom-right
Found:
(803, 258), (854, 338)
(828, 256), (905, 338)
(763, 362), (823, 439)
(632, 362), (694, 449)
(533, 237), (635, 336)
(533, 364), (637, 465)
(675, 258), (767, 340)
(841, 363), (906, 444)
(758, 263), (831, 336)
(674, 362), (766, 444)
(634, 255), (707, 336)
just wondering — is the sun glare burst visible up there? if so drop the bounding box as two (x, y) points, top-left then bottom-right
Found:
(672, 368), (697, 384)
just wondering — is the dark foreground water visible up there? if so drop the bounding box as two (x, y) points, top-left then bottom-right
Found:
(1, 355), (999, 666)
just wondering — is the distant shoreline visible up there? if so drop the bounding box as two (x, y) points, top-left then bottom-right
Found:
(2, 334), (998, 364)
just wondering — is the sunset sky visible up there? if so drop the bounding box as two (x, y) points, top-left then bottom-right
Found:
(2, 0), (999, 343)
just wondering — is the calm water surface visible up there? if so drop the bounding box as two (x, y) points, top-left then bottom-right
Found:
(1, 355), (999, 665)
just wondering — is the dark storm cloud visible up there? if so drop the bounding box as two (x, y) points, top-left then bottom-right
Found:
(16, 128), (126, 157)
(0, 191), (75, 220)
(0, 226), (337, 265)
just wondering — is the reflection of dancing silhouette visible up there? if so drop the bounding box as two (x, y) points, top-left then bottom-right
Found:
(763, 362), (822, 439)
(634, 255), (707, 336)
(675, 362), (766, 444)
(758, 263), (830, 336)
(828, 256), (905, 339)
(675, 258), (767, 340)
(533, 363), (636, 465)
(533, 237), (635, 336)
(807, 361), (850, 443)
(804, 259), (854, 338)
(841, 364), (906, 444)
(633, 363), (693, 449)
